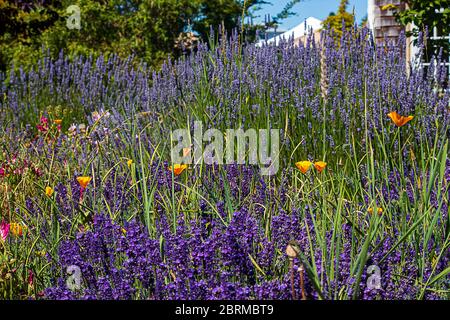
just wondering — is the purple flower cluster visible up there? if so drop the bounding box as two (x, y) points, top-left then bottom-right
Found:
(1, 28), (448, 161)
(45, 199), (448, 299)
(46, 214), (160, 299)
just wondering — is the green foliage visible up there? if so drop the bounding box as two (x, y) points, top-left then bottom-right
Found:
(0, 0), (303, 72)
(192, 0), (242, 40)
(272, 0), (303, 23)
(0, 1), (61, 70)
(389, 0), (450, 58)
(393, 0), (450, 36)
(0, 0), (205, 70)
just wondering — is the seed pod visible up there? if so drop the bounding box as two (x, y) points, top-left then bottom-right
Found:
(286, 241), (300, 258)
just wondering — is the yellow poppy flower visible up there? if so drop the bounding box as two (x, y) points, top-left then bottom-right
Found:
(314, 161), (327, 173)
(45, 186), (54, 197)
(77, 176), (92, 189)
(10, 223), (23, 237)
(295, 161), (312, 174)
(169, 164), (188, 176)
(127, 159), (133, 167)
(36, 250), (47, 257)
(387, 111), (414, 127)
(368, 207), (383, 215)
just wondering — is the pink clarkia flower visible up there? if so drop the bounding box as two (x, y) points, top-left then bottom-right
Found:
(37, 116), (49, 133)
(28, 270), (34, 286)
(0, 221), (10, 241)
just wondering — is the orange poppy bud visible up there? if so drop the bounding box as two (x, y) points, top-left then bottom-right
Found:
(368, 207), (383, 215)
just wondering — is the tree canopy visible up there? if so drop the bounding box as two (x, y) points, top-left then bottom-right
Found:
(0, 0), (303, 71)
(387, 0), (450, 60)
(391, 0), (450, 37)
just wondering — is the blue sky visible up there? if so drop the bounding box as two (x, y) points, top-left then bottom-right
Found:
(253, 0), (368, 31)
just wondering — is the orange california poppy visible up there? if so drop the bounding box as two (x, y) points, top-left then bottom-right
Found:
(387, 111), (414, 127)
(54, 119), (63, 125)
(45, 186), (54, 197)
(77, 176), (92, 189)
(368, 207), (383, 215)
(314, 161), (327, 173)
(295, 161), (313, 174)
(10, 223), (24, 237)
(169, 164), (188, 176)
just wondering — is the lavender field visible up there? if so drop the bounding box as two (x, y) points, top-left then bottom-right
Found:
(0, 28), (449, 300)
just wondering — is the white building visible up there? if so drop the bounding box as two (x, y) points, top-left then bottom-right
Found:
(367, 0), (406, 43)
(257, 17), (322, 46)
(367, 0), (449, 77)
